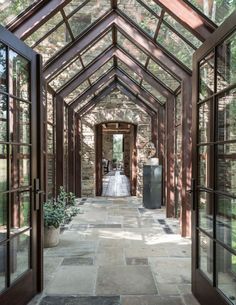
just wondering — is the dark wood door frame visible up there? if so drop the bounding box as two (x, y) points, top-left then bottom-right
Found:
(95, 122), (137, 196)
(192, 11), (236, 305)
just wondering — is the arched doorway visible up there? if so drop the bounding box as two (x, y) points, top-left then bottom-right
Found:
(95, 122), (137, 197)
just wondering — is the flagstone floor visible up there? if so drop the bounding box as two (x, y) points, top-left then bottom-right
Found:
(28, 197), (200, 305)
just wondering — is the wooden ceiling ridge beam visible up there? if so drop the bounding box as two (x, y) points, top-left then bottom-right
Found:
(57, 47), (115, 98)
(154, 0), (216, 40)
(115, 48), (172, 97)
(70, 68), (116, 110)
(77, 81), (117, 117)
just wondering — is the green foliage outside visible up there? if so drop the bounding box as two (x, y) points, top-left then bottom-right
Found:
(113, 134), (123, 162)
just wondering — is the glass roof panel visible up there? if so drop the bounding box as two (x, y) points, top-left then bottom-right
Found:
(0, 0), (39, 26)
(142, 80), (166, 103)
(34, 23), (71, 64)
(186, 0), (236, 25)
(140, 0), (162, 16)
(24, 12), (63, 47)
(49, 57), (83, 91)
(118, 0), (158, 37)
(147, 59), (180, 91)
(157, 23), (194, 69)
(81, 31), (113, 66)
(68, 0), (111, 38)
(117, 31), (148, 66)
(163, 13), (202, 48)
(90, 59), (114, 84)
(74, 95), (94, 112)
(64, 80), (90, 104)
(63, 0), (87, 16)
(94, 78), (114, 96)
(117, 59), (142, 84)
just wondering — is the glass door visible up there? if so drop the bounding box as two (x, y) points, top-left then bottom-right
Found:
(192, 13), (236, 305)
(0, 26), (42, 305)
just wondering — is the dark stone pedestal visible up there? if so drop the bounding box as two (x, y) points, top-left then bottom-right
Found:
(143, 165), (162, 209)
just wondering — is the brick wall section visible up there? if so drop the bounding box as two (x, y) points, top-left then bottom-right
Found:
(81, 89), (151, 197)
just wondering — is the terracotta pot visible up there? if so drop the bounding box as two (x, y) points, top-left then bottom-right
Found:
(44, 227), (60, 248)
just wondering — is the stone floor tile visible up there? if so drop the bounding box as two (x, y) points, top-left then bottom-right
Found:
(157, 284), (179, 296)
(121, 295), (185, 305)
(39, 296), (120, 305)
(125, 257), (148, 265)
(61, 257), (94, 266)
(43, 257), (63, 286)
(177, 284), (192, 295)
(95, 248), (125, 266)
(96, 266), (157, 295)
(125, 245), (168, 258)
(182, 294), (201, 305)
(45, 266), (97, 295)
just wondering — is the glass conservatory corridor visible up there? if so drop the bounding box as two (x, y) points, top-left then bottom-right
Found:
(28, 197), (197, 305)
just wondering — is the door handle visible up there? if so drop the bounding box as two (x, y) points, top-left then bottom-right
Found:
(188, 179), (196, 211)
(34, 178), (43, 211)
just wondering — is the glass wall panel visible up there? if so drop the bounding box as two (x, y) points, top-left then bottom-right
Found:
(147, 59), (180, 91)
(118, 0), (158, 37)
(217, 32), (236, 91)
(157, 24), (194, 69)
(216, 195), (236, 251)
(90, 60), (113, 84)
(68, 0), (111, 38)
(0, 193), (7, 242)
(0, 0), (38, 26)
(216, 244), (236, 302)
(198, 191), (213, 235)
(198, 145), (211, 188)
(217, 90), (236, 142)
(0, 144), (7, 192)
(199, 52), (214, 100)
(81, 32), (113, 66)
(117, 31), (148, 65)
(0, 243), (7, 292)
(186, 0), (236, 25)
(10, 230), (30, 283)
(9, 51), (30, 101)
(0, 43), (7, 92)
(217, 143), (236, 196)
(198, 231), (213, 281)
(198, 101), (211, 143)
(0, 95), (8, 142)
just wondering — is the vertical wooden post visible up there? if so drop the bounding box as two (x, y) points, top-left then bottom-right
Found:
(131, 124), (137, 196)
(151, 113), (158, 157)
(75, 115), (81, 197)
(166, 96), (175, 218)
(68, 107), (75, 193)
(56, 96), (64, 194)
(95, 124), (103, 196)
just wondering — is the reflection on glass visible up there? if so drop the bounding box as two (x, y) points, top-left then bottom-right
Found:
(24, 12), (63, 47)
(10, 231), (30, 283)
(10, 145), (31, 188)
(47, 156), (55, 198)
(198, 192), (213, 235)
(142, 80), (166, 104)
(10, 192), (30, 234)
(186, 0), (236, 25)
(64, 80), (90, 104)
(217, 32), (236, 91)
(0, 43), (6, 92)
(199, 231), (213, 281)
(117, 31), (148, 65)
(49, 57), (83, 91)
(216, 196), (236, 251)
(198, 101), (210, 143)
(9, 51), (30, 101)
(0, 243), (6, 292)
(81, 32), (113, 67)
(118, 0), (158, 37)
(198, 145), (210, 188)
(0, 193), (7, 242)
(90, 60), (113, 84)
(68, 0), (111, 37)
(10, 99), (30, 144)
(0, 145), (7, 192)
(217, 90), (236, 142)
(217, 143), (236, 196)
(0, 95), (8, 142)
(47, 92), (54, 124)
(117, 59), (141, 84)
(216, 244), (236, 303)
(47, 124), (54, 154)
(175, 93), (182, 125)
(157, 24), (194, 69)
(147, 59), (180, 91)
(34, 23), (71, 64)
(199, 53), (214, 100)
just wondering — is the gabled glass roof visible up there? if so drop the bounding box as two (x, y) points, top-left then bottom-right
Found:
(117, 59), (142, 84)
(90, 59), (114, 84)
(185, 0), (236, 25)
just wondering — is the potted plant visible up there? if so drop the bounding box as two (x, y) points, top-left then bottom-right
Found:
(43, 187), (80, 248)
